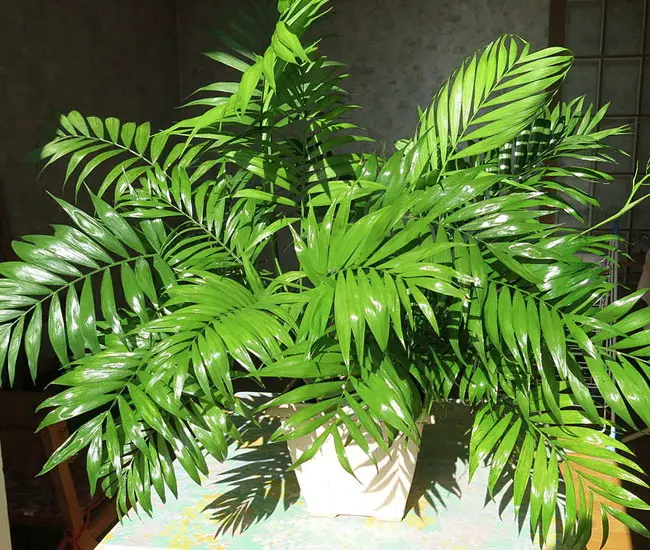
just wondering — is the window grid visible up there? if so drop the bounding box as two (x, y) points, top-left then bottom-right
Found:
(561, 0), (650, 288)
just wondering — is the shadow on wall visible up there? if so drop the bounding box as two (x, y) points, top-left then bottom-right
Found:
(204, 403), (473, 536)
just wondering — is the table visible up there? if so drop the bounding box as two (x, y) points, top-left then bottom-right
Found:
(98, 404), (554, 550)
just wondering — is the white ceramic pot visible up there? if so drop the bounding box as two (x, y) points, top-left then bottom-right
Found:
(268, 402), (430, 521)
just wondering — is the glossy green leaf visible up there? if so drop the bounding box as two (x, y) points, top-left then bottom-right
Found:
(156, 433), (178, 498)
(484, 284), (501, 352)
(596, 289), (645, 324)
(567, 455), (648, 488)
(24, 303), (42, 382)
(238, 59), (264, 113)
(120, 122), (136, 149)
(12, 241), (81, 278)
(260, 381), (344, 411)
(345, 395), (389, 453)
(487, 418), (521, 495)
(332, 425), (358, 479)
(105, 413), (122, 474)
(79, 278), (100, 353)
(275, 21), (309, 62)
(539, 303), (568, 378)
(259, 357), (347, 379)
(50, 303), (77, 363)
(581, 471), (650, 510)
(334, 272), (352, 365)
(562, 459), (578, 541)
(87, 430), (103, 496)
(351, 373), (416, 439)
(53, 197), (129, 258)
(100, 269), (121, 334)
(0, 325), (11, 381)
(147, 446), (166, 503)
(541, 449), (558, 540)
(121, 263), (146, 320)
(340, 413), (372, 459)
(134, 122), (151, 155)
(117, 396), (148, 454)
(0, 262), (66, 287)
(601, 504), (650, 538)
(585, 356), (635, 427)
(607, 357), (650, 427)
(497, 288), (520, 360)
(529, 438), (547, 534)
(40, 414), (106, 475)
(128, 383), (173, 440)
(514, 433), (535, 511)
(53, 225), (113, 264)
(91, 193), (145, 254)
(469, 411), (512, 478)
(65, 285), (86, 358)
(407, 281), (439, 334)
(134, 258), (159, 308)
(7, 317), (24, 386)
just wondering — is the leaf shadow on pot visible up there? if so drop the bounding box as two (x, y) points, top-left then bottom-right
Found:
(203, 416), (301, 536)
(204, 403), (475, 536)
(403, 402), (473, 518)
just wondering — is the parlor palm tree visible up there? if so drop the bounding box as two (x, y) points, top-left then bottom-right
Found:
(2, 0), (649, 545)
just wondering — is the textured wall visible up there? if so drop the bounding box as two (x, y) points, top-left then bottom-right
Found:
(0, 0), (180, 245)
(175, 0), (549, 147)
(175, 0), (233, 100)
(317, 0), (550, 146)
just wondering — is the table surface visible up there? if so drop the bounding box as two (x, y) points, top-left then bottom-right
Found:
(98, 405), (556, 550)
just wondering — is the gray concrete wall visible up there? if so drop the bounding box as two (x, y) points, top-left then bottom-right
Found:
(317, 0), (550, 146)
(0, 0), (180, 246)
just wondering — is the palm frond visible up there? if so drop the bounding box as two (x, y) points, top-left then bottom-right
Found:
(0, 195), (173, 384)
(412, 35), (572, 178)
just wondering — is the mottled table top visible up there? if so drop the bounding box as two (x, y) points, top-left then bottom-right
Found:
(98, 404), (553, 550)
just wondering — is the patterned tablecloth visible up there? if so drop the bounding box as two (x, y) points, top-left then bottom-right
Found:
(97, 404), (554, 550)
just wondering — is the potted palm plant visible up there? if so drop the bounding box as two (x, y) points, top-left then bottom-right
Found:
(3, 0), (650, 546)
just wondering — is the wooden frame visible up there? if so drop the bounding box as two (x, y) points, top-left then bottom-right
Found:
(0, 391), (117, 549)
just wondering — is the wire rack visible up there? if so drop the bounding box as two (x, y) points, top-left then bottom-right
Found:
(574, 226), (620, 433)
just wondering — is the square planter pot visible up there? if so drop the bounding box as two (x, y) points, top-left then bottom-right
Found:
(267, 401), (431, 521)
